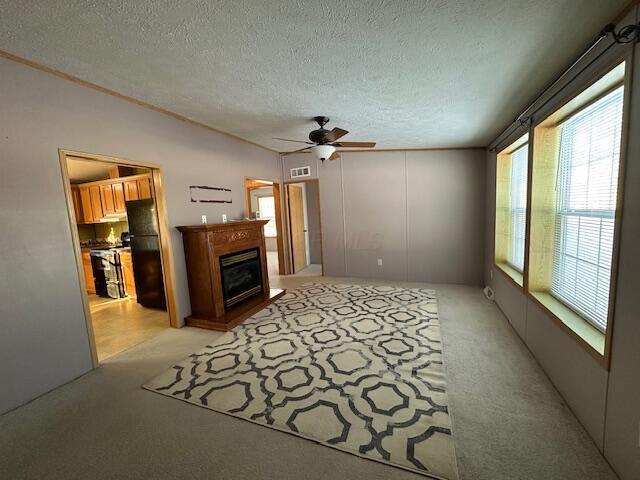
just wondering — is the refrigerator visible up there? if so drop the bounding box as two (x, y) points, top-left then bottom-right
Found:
(125, 199), (167, 310)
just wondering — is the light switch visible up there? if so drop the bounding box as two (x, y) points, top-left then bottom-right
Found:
(377, 258), (383, 267)
(222, 214), (228, 223)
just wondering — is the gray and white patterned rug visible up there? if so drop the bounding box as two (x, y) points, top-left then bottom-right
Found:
(144, 283), (458, 479)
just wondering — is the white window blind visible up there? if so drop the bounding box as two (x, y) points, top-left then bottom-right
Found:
(551, 86), (624, 332)
(507, 144), (528, 272)
(258, 196), (277, 237)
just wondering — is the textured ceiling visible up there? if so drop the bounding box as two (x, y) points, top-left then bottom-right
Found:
(0, 1), (628, 150)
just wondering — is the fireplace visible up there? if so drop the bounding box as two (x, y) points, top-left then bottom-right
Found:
(177, 220), (285, 331)
(220, 248), (263, 310)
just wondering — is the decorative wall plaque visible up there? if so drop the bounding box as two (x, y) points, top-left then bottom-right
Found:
(189, 185), (232, 204)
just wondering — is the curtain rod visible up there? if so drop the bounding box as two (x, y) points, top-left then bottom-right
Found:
(488, 22), (639, 151)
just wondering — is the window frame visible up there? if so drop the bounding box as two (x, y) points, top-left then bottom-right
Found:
(550, 85), (624, 333)
(507, 143), (529, 273)
(494, 134), (530, 289)
(526, 57), (631, 367)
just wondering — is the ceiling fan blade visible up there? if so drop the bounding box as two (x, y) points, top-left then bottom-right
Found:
(283, 146), (312, 155)
(329, 151), (341, 161)
(273, 137), (314, 145)
(333, 141), (376, 148)
(325, 127), (349, 142)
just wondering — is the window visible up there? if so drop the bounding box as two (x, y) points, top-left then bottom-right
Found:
(550, 86), (624, 332)
(258, 196), (277, 237)
(494, 134), (529, 284)
(529, 62), (626, 355)
(508, 145), (528, 272)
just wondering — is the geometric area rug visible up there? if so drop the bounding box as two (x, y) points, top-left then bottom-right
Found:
(144, 283), (458, 479)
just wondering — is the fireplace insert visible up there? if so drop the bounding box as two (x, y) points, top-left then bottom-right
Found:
(219, 248), (263, 310)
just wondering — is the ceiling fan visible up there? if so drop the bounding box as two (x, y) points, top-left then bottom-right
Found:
(274, 116), (376, 161)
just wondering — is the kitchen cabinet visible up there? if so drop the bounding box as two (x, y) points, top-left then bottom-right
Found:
(79, 186), (94, 223)
(89, 186), (103, 220)
(137, 176), (153, 199)
(113, 182), (126, 213)
(124, 176), (152, 201)
(120, 250), (136, 296)
(82, 250), (96, 294)
(124, 179), (139, 201)
(71, 186), (84, 223)
(100, 184), (116, 214)
(74, 174), (152, 224)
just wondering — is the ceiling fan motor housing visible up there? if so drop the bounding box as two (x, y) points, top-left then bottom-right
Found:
(308, 115), (332, 144)
(309, 128), (331, 144)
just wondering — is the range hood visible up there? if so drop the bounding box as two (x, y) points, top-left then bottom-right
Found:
(99, 212), (128, 222)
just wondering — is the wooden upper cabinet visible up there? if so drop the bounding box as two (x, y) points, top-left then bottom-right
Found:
(100, 184), (116, 214)
(79, 186), (94, 223)
(89, 186), (103, 220)
(137, 176), (153, 199)
(113, 182), (126, 213)
(124, 180), (139, 201)
(71, 186), (84, 223)
(73, 174), (152, 224)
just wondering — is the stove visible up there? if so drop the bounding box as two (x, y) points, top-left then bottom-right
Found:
(90, 248), (126, 299)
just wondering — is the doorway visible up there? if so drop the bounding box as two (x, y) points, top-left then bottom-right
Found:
(59, 150), (177, 365)
(285, 179), (323, 276)
(244, 178), (285, 276)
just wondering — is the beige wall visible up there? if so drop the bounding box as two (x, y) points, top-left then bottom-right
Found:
(304, 181), (322, 264)
(284, 149), (486, 284)
(603, 6), (640, 477)
(487, 145), (612, 448)
(0, 57), (279, 414)
(484, 6), (640, 478)
(343, 151), (408, 280)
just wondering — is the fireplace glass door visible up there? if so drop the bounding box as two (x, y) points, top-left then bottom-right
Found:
(219, 248), (263, 310)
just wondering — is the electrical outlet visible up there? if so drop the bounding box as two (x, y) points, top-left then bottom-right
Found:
(222, 214), (228, 223)
(377, 258), (383, 267)
(201, 215), (207, 224)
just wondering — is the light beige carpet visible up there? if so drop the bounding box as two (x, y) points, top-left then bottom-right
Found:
(144, 283), (458, 479)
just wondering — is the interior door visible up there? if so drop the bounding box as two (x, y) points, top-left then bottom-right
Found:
(287, 185), (308, 273)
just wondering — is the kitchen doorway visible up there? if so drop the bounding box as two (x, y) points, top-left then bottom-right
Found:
(244, 178), (286, 276)
(59, 150), (177, 365)
(284, 179), (323, 276)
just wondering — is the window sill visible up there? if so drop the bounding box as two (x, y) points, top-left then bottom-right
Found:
(528, 290), (605, 359)
(495, 262), (524, 289)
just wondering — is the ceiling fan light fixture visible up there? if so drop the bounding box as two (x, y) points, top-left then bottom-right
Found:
(310, 145), (336, 162)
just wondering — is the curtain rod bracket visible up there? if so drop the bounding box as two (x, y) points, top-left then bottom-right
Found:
(602, 22), (640, 44)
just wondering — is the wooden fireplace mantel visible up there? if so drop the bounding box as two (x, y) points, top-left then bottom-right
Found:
(177, 220), (285, 331)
